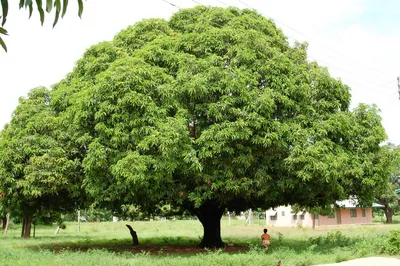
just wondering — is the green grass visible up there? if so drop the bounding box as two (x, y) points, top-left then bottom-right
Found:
(373, 214), (400, 224)
(1, 218), (399, 266)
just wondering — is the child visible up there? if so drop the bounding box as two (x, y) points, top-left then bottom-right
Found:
(261, 228), (270, 248)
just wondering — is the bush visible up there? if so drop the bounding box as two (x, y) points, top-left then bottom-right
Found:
(381, 230), (400, 255)
(352, 238), (376, 257)
(309, 231), (350, 247)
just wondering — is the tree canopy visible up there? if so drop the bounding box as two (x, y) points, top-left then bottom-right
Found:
(0, 87), (85, 237)
(0, 0), (84, 51)
(375, 143), (400, 223)
(0, 6), (390, 246)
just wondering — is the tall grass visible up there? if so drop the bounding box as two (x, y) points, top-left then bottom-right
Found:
(1, 218), (399, 266)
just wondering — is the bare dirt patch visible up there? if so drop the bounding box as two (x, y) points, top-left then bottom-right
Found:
(49, 244), (249, 255)
(130, 244), (249, 254)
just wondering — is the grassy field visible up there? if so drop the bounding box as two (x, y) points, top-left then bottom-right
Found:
(1, 217), (399, 266)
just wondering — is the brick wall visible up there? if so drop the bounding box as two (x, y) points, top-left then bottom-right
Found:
(266, 206), (374, 227)
(318, 208), (372, 226)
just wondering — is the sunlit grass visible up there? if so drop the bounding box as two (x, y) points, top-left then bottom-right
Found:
(1, 217), (399, 266)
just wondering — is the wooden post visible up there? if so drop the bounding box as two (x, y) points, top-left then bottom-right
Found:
(246, 209), (253, 225)
(249, 209), (253, 225)
(126, 224), (139, 246)
(77, 210), (81, 233)
(397, 76), (400, 99)
(265, 211), (268, 226)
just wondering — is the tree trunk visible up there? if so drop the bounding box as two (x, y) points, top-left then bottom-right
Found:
(2, 216), (6, 230)
(312, 214), (316, 229)
(195, 201), (225, 249)
(21, 217), (25, 237)
(384, 208), (393, 224)
(3, 213), (10, 234)
(21, 214), (33, 238)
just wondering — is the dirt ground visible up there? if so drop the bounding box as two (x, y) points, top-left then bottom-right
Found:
(130, 244), (249, 254)
(50, 244), (249, 254)
(314, 257), (400, 266)
(49, 245), (399, 264)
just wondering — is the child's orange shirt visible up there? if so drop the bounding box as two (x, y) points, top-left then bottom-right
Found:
(261, 233), (270, 241)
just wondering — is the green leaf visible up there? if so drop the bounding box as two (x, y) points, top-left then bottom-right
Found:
(46, 0), (52, 13)
(1, 0), (8, 26)
(53, 9), (60, 27)
(28, 2), (33, 18)
(19, 0), (24, 9)
(25, 0), (33, 8)
(0, 36), (7, 52)
(77, 0), (83, 18)
(61, 0), (68, 18)
(53, 0), (60, 27)
(54, 0), (61, 13)
(0, 26), (7, 35)
(35, 0), (45, 25)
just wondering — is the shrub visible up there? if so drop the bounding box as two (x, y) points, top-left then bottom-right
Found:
(381, 230), (400, 255)
(309, 231), (350, 247)
(352, 239), (373, 256)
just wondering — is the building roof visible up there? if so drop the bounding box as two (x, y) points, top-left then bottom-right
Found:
(336, 199), (383, 208)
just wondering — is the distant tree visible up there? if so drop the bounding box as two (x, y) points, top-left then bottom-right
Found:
(0, 87), (85, 237)
(50, 6), (389, 248)
(0, 0), (84, 51)
(0, 194), (8, 231)
(375, 144), (400, 223)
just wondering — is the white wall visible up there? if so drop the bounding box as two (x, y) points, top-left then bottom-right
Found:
(265, 205), (314, 227)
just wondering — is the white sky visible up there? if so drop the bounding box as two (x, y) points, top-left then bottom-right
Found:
(1, 0), (399, 143)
